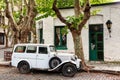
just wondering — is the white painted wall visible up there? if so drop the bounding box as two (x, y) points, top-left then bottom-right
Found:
(35, 3), (120, 61)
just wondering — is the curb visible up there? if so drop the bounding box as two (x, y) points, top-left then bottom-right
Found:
(79, 69), (120, 75)
(0, 61), (11, 67)
(90, 69), (120, 75)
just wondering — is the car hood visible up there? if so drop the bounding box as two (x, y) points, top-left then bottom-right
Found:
(56, 52), (74, 56)
(55, 52), (76, 59)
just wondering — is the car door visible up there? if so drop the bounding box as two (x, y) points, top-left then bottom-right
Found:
(26, 46), (37, 68)
(36, 46), (50, 69)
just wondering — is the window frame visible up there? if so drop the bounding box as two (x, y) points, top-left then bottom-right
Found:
(14, 46), (26, 53)
(26, 46), (37, 53)
(54, 26), (67, 50)
(0, 33), (4, 45)
(38, 46), (48, 54)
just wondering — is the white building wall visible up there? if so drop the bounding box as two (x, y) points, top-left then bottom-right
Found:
(90, 4), (120, 61)
(36, 2), (120, 61)
(43, 17), (54, 45)
(104, 6), (120, 61)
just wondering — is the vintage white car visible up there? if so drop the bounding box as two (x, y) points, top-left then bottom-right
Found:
(11, 43), (81, 77)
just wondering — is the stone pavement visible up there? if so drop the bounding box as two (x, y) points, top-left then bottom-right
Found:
(0, 57), (120, 75)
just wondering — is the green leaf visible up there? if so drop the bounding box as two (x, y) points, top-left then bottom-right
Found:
(91, 9), (101, 16)
(61, 26), (68, 35)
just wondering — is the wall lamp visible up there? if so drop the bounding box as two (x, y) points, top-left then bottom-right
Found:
(106, 20), (112, 37)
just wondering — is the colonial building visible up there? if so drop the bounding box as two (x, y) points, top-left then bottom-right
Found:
(36, 2), (120, 62)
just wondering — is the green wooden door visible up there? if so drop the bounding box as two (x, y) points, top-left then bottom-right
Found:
(89, 24), (104, 61)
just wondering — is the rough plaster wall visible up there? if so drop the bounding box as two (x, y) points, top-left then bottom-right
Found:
(35, 3), (120, 61)
(104, 7), (120, 61)
(43, 17), (54, 45)
(91, 4), (120, 61)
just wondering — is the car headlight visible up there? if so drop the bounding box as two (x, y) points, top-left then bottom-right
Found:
(71, 55), (77, 61)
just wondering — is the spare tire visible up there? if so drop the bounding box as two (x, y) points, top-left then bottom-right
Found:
(49, 57), (61, 69)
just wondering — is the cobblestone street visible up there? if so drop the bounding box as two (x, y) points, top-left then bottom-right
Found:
(0, 66), (119, 80)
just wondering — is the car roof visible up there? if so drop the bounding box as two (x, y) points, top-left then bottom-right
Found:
(14, 43), (54, 47)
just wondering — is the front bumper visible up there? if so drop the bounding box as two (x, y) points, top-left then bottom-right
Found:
(75, 59), (81, 69)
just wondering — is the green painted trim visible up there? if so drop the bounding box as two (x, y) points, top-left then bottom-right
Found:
(54, 26), (68, 50)
(56, 46), (68, 50)
(89, 24), (104, 61)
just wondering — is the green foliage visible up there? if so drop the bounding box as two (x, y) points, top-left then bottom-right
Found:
(35, 0), (114, 20)
(56, 0), (113, 8)
(61, 26), (68, 35)
(13, 11), (20, 22)
(0, 24), (9, 29)
(57, 0), (74, 8)
(23, 7), (27, 16)
(91, 9), (101, 15)
(0, 0), (5, 10)
(91, 0), (113, 4)
(35, 0), (55, 20)
(66, 14), (84, 30)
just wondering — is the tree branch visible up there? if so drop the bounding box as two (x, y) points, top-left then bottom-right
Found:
(17, 0), (24, 25)
(74, 0), (82, 16)
(52, 0), (71, 27)
(22, 0), (37, 30)
(5, 0), (18, 31)
(78, 0), (91, 32)
(24, 0), (29, 8)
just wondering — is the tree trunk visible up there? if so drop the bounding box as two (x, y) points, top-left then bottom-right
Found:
(5, 35), (9, 48)
(71, 31), (91, 71)
(71, 32), (84, 59)
(20, 30), (29, 43)
(13, 31), (18, 44)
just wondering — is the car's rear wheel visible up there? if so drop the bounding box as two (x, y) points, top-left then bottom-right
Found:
(18, 62), (30, 74)
(62, 63), (77, 77)
(49, 57), (61, 69)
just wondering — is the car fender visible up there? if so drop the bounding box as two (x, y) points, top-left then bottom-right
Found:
(48, 60), (77, 71)
(17, 59), (32, 69)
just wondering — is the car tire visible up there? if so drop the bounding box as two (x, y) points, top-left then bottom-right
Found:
(49, 57), (61, 69)
(18, 61), (30, 74)
(62, 63), (77, 77)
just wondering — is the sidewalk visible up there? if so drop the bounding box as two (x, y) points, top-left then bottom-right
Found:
(87, 61), (120, 75)
(0, 58), (11, 66)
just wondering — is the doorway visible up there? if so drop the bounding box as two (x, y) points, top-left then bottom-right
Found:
(89, 24), (104, 61)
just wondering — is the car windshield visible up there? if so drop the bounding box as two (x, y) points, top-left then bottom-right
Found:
(49, 46), (56, 52)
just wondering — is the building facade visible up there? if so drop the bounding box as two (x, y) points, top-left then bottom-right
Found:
(36, 2), (120, 62)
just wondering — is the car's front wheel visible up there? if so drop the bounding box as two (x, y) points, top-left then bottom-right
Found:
(49, 57), (61, 69)
(62, 63), (77, 77)
(18, 62), (30, 74)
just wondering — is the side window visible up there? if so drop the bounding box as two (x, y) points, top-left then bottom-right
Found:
(39, 47), (48, 54)
(26, 46), (37, 53)
(15, 46), (26, 53)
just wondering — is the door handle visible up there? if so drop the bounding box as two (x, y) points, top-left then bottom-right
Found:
(91, 43), (95, 50)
